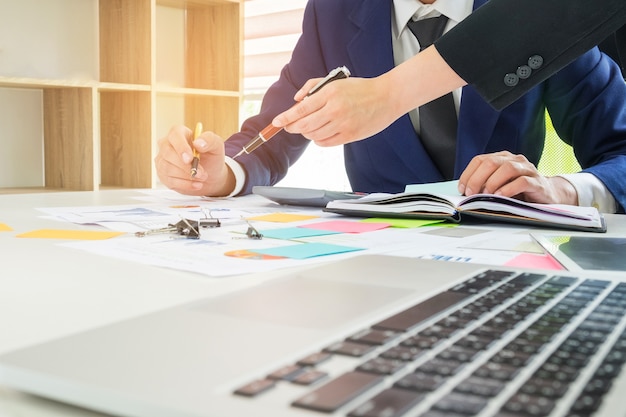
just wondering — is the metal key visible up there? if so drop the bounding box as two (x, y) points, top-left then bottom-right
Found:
(135, 218), (200, 239)
(135, 224), (179, 237)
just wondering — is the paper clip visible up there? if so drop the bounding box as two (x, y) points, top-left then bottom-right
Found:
(199, 209), (221, 229)
(233, 219), (263, 240)
(244, 224), (263, 240)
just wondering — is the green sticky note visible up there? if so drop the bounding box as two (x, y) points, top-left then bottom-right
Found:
(360, 218), (445, 228)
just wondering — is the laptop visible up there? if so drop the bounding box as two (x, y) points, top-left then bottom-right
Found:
(1, 254), (626, 417)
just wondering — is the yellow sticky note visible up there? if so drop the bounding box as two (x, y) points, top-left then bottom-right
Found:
(16, 229), (125, 240)
(0, 223), (13, 232)
(247, 213), (319, 223)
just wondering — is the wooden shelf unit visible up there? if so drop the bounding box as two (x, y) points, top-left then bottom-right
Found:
(0, 0), (242, 192)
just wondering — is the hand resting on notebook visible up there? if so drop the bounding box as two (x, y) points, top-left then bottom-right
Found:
(458, 151), (578, 206)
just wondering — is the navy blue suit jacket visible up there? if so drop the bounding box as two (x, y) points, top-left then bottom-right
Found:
(225, 0), (626, 212)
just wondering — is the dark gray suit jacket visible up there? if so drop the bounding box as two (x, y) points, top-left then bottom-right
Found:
(435, 0), (626, 109)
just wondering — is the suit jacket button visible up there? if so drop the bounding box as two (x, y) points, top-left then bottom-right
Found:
(504, 73), (519, 87)
(528, 54), (544, 69)
(517, 65), (532, 79)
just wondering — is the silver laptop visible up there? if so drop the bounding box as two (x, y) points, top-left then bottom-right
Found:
(1, 254), (626, 417)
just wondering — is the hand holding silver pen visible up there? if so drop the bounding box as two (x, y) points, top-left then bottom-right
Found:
(233, 66), (351, 159)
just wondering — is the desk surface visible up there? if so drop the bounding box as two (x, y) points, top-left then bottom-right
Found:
(1, 189), (625, 417)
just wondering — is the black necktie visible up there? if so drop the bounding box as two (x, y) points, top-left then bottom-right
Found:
(407, 15), (458, 180)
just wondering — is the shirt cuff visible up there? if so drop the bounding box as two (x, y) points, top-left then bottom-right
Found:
(557, 173), (617, 213)
(224, 157), (246, 197)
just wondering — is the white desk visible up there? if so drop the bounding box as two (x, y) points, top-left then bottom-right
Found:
(1, 189), (625, 417)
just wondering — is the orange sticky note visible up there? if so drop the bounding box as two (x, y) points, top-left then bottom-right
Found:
(0, 223), (13, 232)
(247, 213), (319, 223)
(16, 229), (125, 240)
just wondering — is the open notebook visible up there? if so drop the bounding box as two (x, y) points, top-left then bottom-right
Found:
(1, 255), (626, 417)
(325, 181), (606, 233)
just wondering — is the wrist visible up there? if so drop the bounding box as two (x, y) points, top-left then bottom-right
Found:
(201, 162), (237, 197)
(379, 66), (413, 122)
(221, 157), (245, 197)
(549, 176), (579, 206)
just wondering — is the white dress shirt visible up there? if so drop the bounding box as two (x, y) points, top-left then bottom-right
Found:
(227, 0), (615, 212)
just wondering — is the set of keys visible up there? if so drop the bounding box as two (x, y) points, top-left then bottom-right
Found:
(134, 214), (264, 241)
(135, 217), (221, 239)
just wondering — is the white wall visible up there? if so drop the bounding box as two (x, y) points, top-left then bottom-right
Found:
(0, 0), (97, 188)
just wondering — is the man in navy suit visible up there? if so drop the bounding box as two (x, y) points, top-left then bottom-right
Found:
(155, 0), (626, 214)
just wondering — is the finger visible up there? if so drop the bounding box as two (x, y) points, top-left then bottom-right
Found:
(462, 151), (527, 195)
(272, 90), (325, 128)
(458, 151), (509, 193)
(166, 125), (194, 164)
(458, 156), (483, 194)
(163, 176), (206, 194)
(459, 155), (500, 195)
(491, 176), (538, 200)
(190, 132), (226, 178)
(155, 151), (205, 192)
(155, 136), (184, 173)
(286, 109), (337, 140)
(293, 78), (324, 101)
(482, 154), (535, 194)
(193, 131), (225, 155)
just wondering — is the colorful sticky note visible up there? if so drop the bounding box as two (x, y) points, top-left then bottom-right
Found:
(254, 242), (363, 259)
(0, 223), (13, 232)
(16, 229), (125, 240)
(404, 180), (461, 195)
(505, 253), (565, 270)
(247, 213), (319, 223)
(260, 227), (339, 240)
(299, 220), (390, 233)
(360, 218), (445, 228)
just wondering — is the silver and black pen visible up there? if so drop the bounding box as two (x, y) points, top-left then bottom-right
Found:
(232, 66), (351, 159)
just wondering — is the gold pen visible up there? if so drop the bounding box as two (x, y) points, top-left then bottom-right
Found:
(190, 122), (202, 177)
(232, 66), (351, 159)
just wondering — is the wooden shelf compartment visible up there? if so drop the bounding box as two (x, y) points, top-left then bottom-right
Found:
(100, 91), (153, 189)
(185, 1), (243, 92)
(43, 87), (98, 191)
(0, 0), (242, 193)
(99, 0), (153, 85)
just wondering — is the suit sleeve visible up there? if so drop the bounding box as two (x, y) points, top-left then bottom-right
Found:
(542, 48), (626, 213)
(223, 1), (330, 194)
(434, 0), (626, 110)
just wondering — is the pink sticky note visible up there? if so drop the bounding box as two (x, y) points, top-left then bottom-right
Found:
(299, 220), (389, 234)
(505, 253), (565, 271)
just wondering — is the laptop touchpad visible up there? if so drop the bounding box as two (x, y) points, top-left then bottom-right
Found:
(193, 276), (411, 330)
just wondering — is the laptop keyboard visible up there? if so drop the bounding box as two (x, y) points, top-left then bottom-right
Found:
(234, 269), (626, 417)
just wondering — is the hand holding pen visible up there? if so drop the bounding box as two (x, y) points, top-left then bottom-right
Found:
(233, 66), (351, 159)
(272, 70), (407, 147)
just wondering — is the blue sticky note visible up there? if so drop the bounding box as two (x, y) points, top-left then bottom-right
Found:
(261, 227), (339, 240)
(404, 180), (461, 196)
(255, 242), (363, 259)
